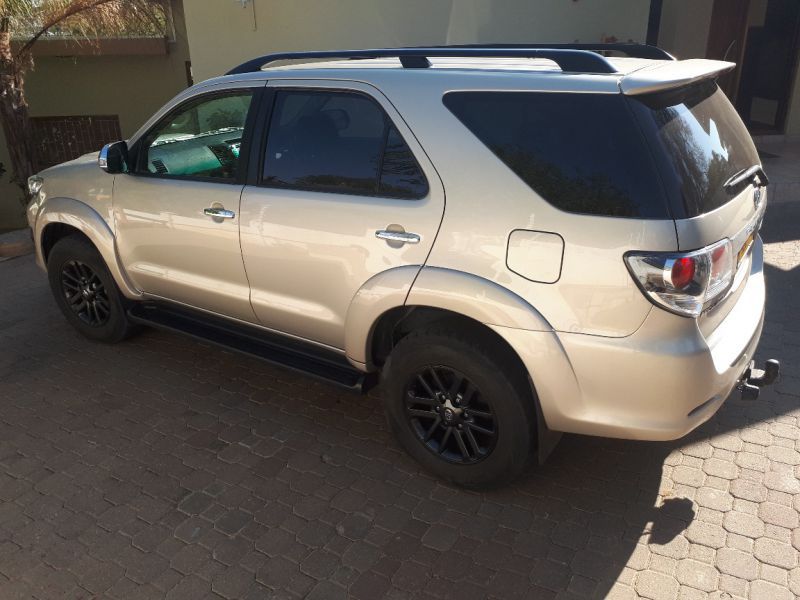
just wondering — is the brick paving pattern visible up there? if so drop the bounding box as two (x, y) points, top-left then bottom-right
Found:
(0, 204), (798, 599)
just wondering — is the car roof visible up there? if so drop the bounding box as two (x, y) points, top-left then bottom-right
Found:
(260, 55), (656, 75)
(196, 56), (659, 95)
(196, 54), (734, 98)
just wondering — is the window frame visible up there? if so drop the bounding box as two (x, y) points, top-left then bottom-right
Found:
(254, 86), (429, 200)
(441, 89), (674, 220)
(129, 87), (263, 186)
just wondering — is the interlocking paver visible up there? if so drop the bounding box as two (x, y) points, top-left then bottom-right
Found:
(753, 537), (798, 569)
(763, 470), (800, 494)
(1, 203), (799, 598)
(723, 510), (767, 538)
(675, 558), (719, 592)
(702, 458), (739, 480)
(636, 570), (680, 600)
(750, 578), (795, 600)
(758, 502), (799, 529)
(685, 521), (727, 549)
(716, 547), (760, 581)
(695, 487), (734, 512)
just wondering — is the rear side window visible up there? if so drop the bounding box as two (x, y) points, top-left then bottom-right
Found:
(263, 90), (428, 199)
(629, 81), (761, 218)
(443, 92), (670, 219)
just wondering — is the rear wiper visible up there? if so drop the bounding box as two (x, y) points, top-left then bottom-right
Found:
(724, 165), (769, 190)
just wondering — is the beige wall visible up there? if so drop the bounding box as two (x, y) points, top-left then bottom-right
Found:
(658, 0), (800, 138)
(0, 2), (190, 230)
(183, 0), (650, 82)
(658, 0), (714, 59)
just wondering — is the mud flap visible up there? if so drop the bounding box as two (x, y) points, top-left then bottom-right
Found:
(530, 376), (562, 464)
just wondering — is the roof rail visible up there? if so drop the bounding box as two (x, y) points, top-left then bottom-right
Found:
(438, 43), (675, 61)
(226, 47), (624, 76)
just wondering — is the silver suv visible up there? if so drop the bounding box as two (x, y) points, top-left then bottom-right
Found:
(26, 45), (778, 487)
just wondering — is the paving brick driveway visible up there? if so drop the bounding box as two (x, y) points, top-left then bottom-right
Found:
(0, 204), (798, 600)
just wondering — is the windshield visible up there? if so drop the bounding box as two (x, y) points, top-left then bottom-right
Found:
(630, 81), (761, 218)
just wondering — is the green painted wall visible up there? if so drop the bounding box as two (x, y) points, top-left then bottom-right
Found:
(183, 0), (650, 83)
(0, 2), (190, 230)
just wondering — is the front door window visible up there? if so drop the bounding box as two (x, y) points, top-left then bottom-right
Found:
(139, 92), (254, 180)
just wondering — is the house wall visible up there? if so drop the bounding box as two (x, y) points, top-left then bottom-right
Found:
(657, 0), (714, 59)
(183, 0), (650, 82)
(0, 1), (191, 231)
(658, 0), (800, 138)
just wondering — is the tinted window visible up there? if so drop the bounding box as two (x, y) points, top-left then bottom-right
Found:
(630, 81), (761, 218)
(443, 92), (669, 218)
(141, 92), (253, 180)
(263, 90), (427, 199)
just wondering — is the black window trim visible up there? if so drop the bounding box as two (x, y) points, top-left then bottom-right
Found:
(254, 86), (429, 201)
(129, 87), (263, 186)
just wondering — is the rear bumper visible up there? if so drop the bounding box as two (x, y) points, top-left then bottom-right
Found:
(494, 237), (766, 441)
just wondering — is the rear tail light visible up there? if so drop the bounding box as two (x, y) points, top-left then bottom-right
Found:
(625, 238), (734, 318)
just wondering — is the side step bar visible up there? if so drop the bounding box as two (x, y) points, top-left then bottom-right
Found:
(128, 303), (373, 393)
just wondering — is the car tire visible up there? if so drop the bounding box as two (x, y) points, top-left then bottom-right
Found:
(381, 326), (536, 489)
(47, 235), (139, 343)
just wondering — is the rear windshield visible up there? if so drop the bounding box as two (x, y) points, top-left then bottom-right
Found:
(443, 92), (670, 219)
(629, 81), (760, 218)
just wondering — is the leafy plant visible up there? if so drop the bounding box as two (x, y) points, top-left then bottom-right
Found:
(0, 0), (168, 206)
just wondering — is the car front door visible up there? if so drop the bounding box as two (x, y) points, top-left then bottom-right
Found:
(239, 80), (445, 350)
(113, 84), (262, 322)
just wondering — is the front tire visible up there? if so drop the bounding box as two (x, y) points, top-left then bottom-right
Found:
(47, 235), (138, 343)
(381, 327), (536, 489)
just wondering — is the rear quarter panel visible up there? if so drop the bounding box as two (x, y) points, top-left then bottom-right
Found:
(370, 73), (677, 337)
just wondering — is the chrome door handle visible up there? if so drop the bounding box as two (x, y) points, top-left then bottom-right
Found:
(375, 230), (420, 245)
(204, 207), (235, 219)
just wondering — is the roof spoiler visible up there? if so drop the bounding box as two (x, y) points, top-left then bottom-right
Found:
(620, 59), (735, 95)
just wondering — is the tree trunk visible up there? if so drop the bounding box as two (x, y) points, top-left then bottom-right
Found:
(0, 18), (36, 205)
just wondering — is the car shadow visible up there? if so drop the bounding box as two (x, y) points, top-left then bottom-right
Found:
(467, 433), (691, 597)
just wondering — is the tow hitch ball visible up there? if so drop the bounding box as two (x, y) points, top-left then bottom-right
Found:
(738, 359), (781, 400)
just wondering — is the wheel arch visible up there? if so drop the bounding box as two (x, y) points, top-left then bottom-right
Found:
(370, 306), (531, 376)
(346, 266), (563, 460)
(345, 266), (552, 369)
(35, 197), (141, 299)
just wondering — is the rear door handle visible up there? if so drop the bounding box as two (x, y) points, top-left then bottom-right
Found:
(375, 230), (420, 245)
(204, 207), (235, 219)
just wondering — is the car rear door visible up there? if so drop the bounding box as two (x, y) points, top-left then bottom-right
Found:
(238, 80), (445, 350)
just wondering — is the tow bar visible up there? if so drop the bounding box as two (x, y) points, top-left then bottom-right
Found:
(738, 359), (781, 400)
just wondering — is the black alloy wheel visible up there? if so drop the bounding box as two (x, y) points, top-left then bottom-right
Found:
(404, 366), (497, 464)
(60, 259), (111, 327)
(381, 327), (537, 488)
(47, 235), (140, 342)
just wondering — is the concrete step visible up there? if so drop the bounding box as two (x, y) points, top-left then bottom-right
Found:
(0, 228), (34, 261)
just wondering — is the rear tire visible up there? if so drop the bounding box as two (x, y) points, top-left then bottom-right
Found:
(47, 235), (138, 343)
(380, 326), (535, 489)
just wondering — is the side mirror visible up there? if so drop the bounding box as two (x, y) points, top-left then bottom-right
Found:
(98, 141), (129, 174)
